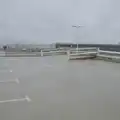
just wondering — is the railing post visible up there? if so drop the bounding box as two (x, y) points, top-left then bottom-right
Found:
(67, 50), (70, 60)
(41, 50), (43, 56)
(97, 47), (100, 56)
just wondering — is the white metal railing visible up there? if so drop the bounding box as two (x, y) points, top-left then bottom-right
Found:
(97, 49), (120, 59)
(41, 50), (67, 56)
(68, 52), (97, 60)
(98, 50), (120, 55)
(69, 47), (97, 52)
(68, 51), (97, 56)
(2, 47), (120, 61)
(5, 52), (41, 57)
(67, 48), (98, 60)
(0, 51), (5, 57)
(68, 47), (120, 60)
(97, 54), (120, 59)
(3, 49), (67, 57)
(77, 47), (97, 50)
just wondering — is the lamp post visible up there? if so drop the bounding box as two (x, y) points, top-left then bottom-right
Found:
(72, 25), (84, 51)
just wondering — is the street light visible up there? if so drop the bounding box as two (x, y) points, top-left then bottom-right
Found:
(72, 25), (84, 50)
(72, 25), (83, 28)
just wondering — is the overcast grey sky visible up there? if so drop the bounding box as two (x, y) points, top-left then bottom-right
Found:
(0, 0), (120, 44)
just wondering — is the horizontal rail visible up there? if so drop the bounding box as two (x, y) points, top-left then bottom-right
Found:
(98, 50), (120, 55)
(69, 52), (97, 56)
(97, 54), (120, 59)
(68, 48), (120, 61)
(77, 47), (97, 50)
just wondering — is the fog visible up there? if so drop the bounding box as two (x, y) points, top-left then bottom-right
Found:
(0, 0), (120, 44)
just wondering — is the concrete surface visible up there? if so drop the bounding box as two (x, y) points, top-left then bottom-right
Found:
(0, 56), (120, 120)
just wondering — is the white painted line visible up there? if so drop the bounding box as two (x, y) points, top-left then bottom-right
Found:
(0, 98), (26, 103)
(15, 78), (20, 84)
(0, 79), (19, 84)
(25, 96), (31, 102)
(0, 96), (31, 104)
(0, 69), (13, 73)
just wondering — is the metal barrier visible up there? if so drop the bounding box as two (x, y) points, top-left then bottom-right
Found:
(68, 47), (120, 62)
(41, 50), (67, 56)
(69, 47), (97, 53)
(97, 49), (120, 62)
(3, 49), (67, 57)
(68, 48), (98, 60)
(0, 51), (5, 57)
(1, 47), (120, 63)
(5, 52), (41, 57)
(98, 50), (120, 56)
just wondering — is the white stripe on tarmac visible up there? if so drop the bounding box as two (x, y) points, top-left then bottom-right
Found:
(15, 78), (20, 84)
(25, 96), (31, 102)
(0, 78), (20, 84)
(0, 69), (13, 73)
(0, 96), (31, 104)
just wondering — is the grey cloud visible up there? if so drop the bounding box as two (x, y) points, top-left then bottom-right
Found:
(0, 0), (120, 44)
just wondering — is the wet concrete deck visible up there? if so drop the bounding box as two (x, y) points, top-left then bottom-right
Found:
(0, 56), (120, 120)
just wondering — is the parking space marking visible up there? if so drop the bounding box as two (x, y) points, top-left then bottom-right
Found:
(15, 78), (20, 84)
(0, 69), (13, 73)
(0, 96), (31, 104)
(0, 78), (19, 84)
(25, 96), (32, 102)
